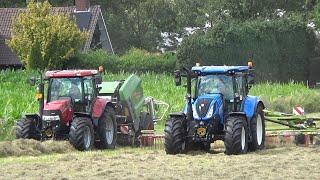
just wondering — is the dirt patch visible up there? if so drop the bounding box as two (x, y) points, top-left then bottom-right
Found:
(0, 146), (320, 179)
(0, 139), (74, 157)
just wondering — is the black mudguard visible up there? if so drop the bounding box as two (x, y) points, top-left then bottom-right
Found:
(74, 112), (95, 125)
(169, 112), (186, 119)
(25, 113), (41, 121)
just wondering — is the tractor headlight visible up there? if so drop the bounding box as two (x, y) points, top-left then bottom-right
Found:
(192, 105), (199, 119)
(43, 115), (60, 121)
(205, 103), (215, 119)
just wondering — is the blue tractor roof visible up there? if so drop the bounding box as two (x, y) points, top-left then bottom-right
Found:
(191, 66), (249, 74)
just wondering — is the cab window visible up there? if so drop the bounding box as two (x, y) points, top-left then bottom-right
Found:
(197, 75), (233, 100)
(235, 75), (246, 99)
(83, 77), (94, 101)
(49, 78), (82, 102)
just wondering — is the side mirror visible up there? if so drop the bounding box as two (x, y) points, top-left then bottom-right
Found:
(95, 75), (102, 84)
(28, 77), (36, 86)
(174, 70), (181, 86)
(248, 75), (254, 89)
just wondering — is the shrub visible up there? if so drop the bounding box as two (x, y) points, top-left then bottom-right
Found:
(64, 50), (119, 70)
(177, 17), (317, 82)
(65, 49), (177, 73)
(119, 49), (176, 73)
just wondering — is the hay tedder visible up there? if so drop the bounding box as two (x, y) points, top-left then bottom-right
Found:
(16, 69), (168, 151)
(264, 110), (320, 146)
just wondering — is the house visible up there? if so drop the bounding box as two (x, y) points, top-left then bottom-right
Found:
(0, 0), (113, 69)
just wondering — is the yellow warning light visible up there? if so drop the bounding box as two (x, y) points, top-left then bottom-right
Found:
(35, 93), (43, 101)
(248, 61), (253, 69)
(98, 65), (104, 73)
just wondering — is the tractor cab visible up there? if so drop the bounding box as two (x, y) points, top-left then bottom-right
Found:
(175, 66), (254, 123)
(45, 70), (102, 113)
(191, 66), (253, 117)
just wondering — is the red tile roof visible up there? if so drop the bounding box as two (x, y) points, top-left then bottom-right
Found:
(0, 38), (21, 65)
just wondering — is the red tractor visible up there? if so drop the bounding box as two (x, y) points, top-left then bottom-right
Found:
(16, 70), (117, 150)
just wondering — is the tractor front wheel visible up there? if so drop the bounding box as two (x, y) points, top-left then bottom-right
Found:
(249, 105), (265, 151)
(164, 117), (185, 154)
(16, 117), (41, 140)
(69, 117), (94, 151)
(95, 106), (117, 149)
(224, 116), (248, 155)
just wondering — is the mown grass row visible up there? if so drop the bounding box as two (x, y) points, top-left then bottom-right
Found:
(1, 70), (320, 140)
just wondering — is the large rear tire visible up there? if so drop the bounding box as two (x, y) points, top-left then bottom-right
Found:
(164, 117), (185, 154)
(249, 105), (265, 151)
(69, 117), (94, 151)
(224, 116), (248, 155)
(96, 106), (117, 149)
(16, 117), (41, 140)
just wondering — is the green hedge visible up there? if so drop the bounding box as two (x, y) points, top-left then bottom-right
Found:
(177, 17), (317, 82)
(64, 48), (177, 73)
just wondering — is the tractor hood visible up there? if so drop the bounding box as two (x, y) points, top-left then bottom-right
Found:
(192, 94), (223, 120)
(43, 99), (73, 124)
(44, 99), (71, 111)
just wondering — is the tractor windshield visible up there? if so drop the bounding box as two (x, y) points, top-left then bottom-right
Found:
(197, 75), (233, 100)
(49, 78), (82, 102)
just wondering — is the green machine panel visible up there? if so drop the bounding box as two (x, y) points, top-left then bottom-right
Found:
(119, 74), (145, 126)
(99, 81), (121, 95)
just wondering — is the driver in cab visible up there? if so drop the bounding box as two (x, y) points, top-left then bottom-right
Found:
(69, 79), (82, 101)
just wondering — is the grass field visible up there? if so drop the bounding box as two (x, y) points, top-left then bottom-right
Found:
(1, 70), (320, 179)
(0, 139), (319, 179)
(1, 70), (320, 140)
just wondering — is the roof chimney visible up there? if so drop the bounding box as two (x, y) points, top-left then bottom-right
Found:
(75, 0), (90, 12)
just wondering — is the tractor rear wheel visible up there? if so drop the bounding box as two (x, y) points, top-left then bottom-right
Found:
(164, 117), (185, 154)
(69, 117), (94, 151)
(16, 117), (41, 140)
(95, 106), (117, 149)
(249, 105), (266, 151)
(224, 116), (248, 155)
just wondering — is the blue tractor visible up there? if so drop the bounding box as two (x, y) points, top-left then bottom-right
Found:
(164, 64), (265, 155)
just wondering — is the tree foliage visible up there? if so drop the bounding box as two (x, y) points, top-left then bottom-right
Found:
(177, 16), (316, 82)
(313, 1), (320, 28)
(7, 0), (87, 69)
(2, 0), (318, 54)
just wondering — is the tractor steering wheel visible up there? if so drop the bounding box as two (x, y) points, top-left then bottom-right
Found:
(58, 96), (75, 107)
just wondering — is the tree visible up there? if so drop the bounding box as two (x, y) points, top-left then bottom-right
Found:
(102, 0), (180, 53)
(0, 0), (25, 8)
(314, 2), (320, 28)
(7, 0), (87, 69)
(223, 0), (316, 21)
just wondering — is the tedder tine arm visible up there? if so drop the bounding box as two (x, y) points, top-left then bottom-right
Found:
(264, 117), (302, 129)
